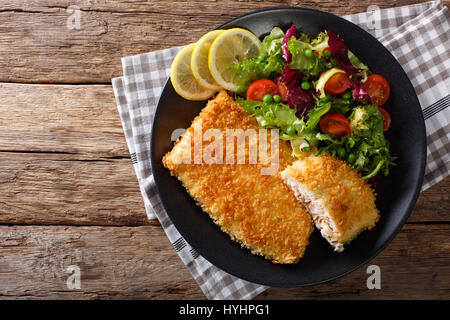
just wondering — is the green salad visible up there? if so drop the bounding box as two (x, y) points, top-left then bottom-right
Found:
(232, 25), (395, 182)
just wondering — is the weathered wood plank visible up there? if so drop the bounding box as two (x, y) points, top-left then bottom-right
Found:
(260, 224), (450, 299)
(0, 83), (128, 157)
(0, 0), (443, 83)
(0, 150), (448, 226)
(0, 224), (448, 299)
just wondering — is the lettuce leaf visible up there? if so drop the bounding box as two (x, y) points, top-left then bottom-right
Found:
(287, 36), (337, 77)
(350, 78), (369, 101)
(304, 98), (331, 132)
(287, 38), (323, 76)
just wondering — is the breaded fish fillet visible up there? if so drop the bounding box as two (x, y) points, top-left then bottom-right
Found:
(281, 154), (379, 252)
(163, 91), (313, 264)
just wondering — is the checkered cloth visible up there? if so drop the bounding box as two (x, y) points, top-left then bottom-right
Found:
(112, 1), (449, 300)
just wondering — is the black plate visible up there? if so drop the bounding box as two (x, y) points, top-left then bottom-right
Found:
(150, 7), (426, 287)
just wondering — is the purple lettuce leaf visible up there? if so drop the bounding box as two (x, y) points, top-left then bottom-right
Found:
(327, 30), (360, 75)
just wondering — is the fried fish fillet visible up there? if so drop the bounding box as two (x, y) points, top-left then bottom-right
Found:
(163, 90), (313, 264)
(281, 154), (380, 252)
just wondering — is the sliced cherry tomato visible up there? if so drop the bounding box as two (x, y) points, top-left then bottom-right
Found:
(320, 112), (351, 136)
(246, 79), (280, 101)
(324, 73), (350, 95)
(378, 107), (391, 132)
(365, 74), (391, 106)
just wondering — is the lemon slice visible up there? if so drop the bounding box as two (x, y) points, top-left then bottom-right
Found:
(171, 43), (216, 101)
(191, 30), (225, 90)
(209, 28), (261, 91)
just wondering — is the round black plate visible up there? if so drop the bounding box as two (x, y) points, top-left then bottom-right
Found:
(150, 7), (426, 287)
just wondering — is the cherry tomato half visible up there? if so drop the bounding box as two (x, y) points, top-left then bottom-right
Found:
(378, 107), (391, 132)
(365, 74), (391, 106)
(320, 112), (351, 136)
(314, 47), (331, 56)
(324, 73), (351, 95)
(246, 79), (280, 101)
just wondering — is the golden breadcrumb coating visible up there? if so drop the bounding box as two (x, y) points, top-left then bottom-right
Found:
(281, 154), (379, 250)
(163, 90), (313, 264)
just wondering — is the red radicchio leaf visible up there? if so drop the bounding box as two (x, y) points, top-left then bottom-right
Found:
(278, 66), (315, 116)
(350, 78), (369, 101)
(281, 25), (299, 63)
(327, 30), (360, 75)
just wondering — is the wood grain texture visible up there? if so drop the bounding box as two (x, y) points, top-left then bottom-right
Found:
(0, 224), (448, 299)
(0, 83), (447, 226)
(0, 0), (447, 83)
(259, 224), (450, 299)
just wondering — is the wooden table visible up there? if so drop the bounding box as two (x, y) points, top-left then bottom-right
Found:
(0, 0), (448, 300)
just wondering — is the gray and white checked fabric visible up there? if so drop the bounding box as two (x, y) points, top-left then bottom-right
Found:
(112, 1), (449, 300)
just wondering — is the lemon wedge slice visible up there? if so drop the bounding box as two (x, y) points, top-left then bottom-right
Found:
(191, 30), (225, 91)
(171, 43), (216, 101)
(208, 28), (261, 91)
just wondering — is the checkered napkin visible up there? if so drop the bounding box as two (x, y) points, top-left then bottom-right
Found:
(112, 1), (449, 300)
